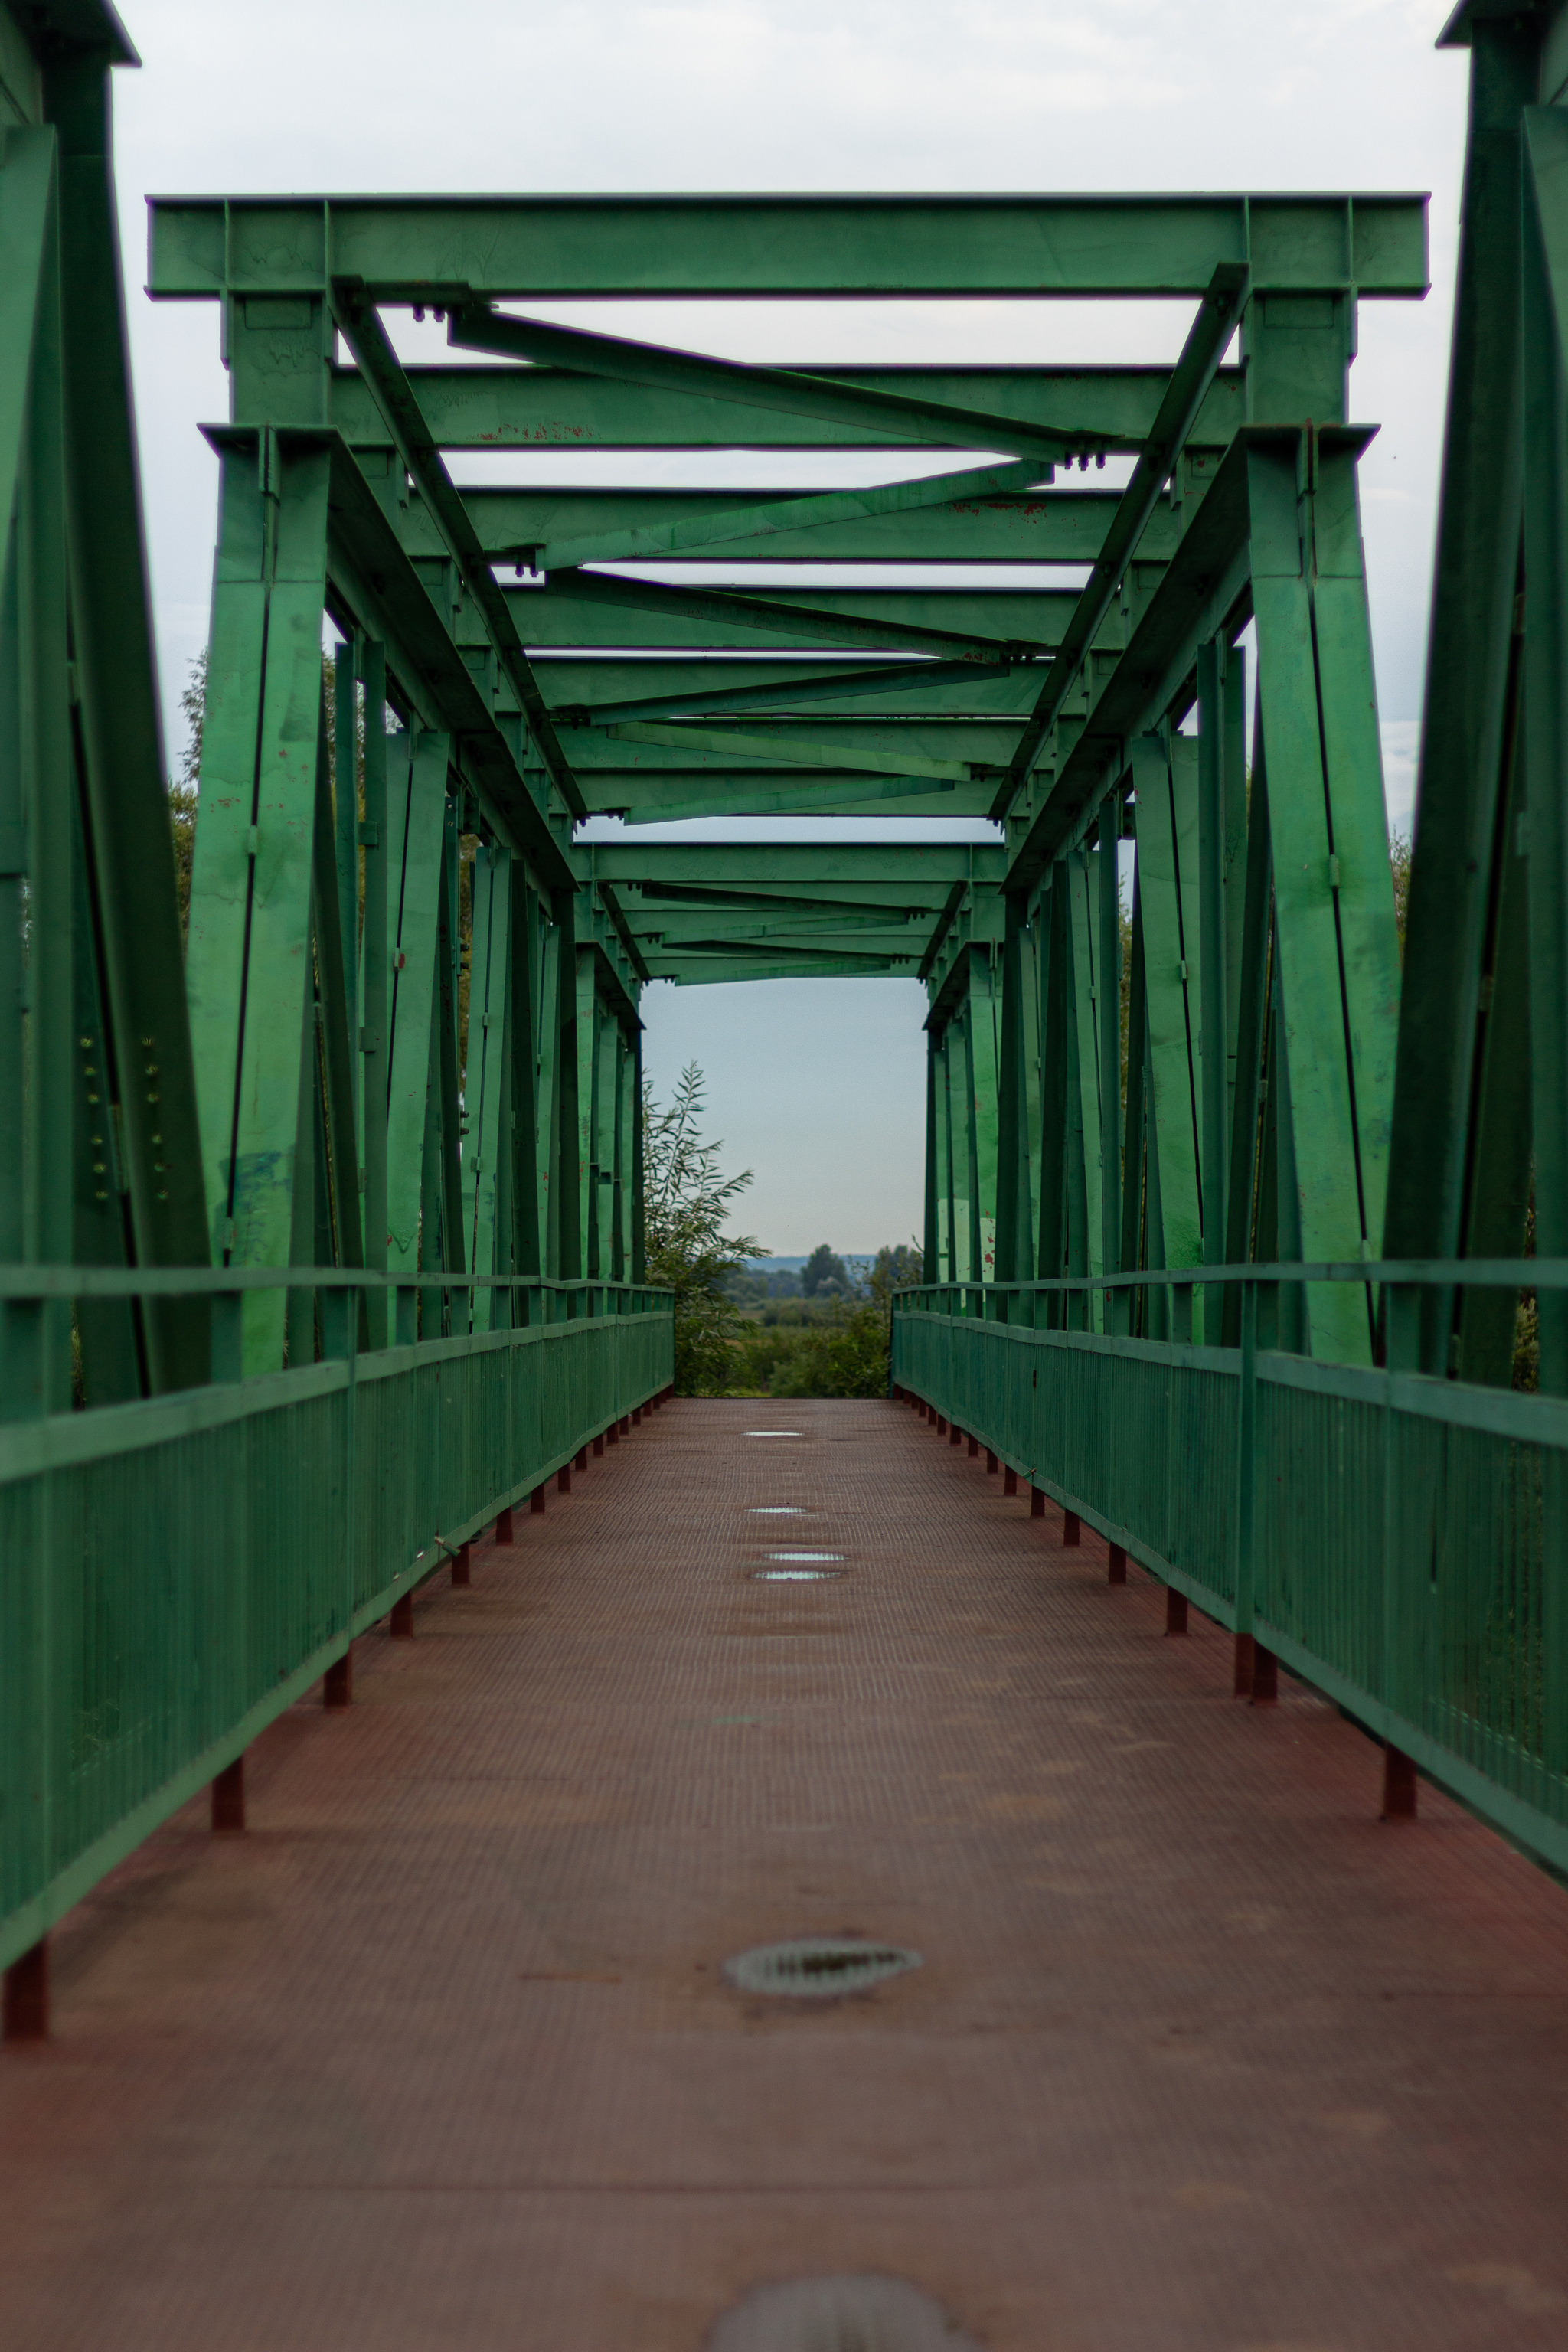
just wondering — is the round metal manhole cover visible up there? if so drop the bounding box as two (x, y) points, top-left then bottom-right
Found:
(723, 1937), (921, 2000)
(707, 2273), (980, 2350)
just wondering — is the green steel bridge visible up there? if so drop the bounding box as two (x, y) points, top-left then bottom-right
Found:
(5, 0), (1568, 2333)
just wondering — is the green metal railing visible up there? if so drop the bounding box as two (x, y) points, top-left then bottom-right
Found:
(893, 1263), (1568, 1877)
(0, 1272), (673, 1973)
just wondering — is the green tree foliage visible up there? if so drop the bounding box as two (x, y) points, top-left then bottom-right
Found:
(1389, 828), (1411, 956)
(801, 1243), (849, 1297)
(642, 1064), (763, 1396)
(166, 648), (206, 940)
(866, 1242), (923, 1298)
(731, 1240), (923, 1397)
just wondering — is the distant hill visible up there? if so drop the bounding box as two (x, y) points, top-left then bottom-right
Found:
(743, 1254), (876, 1276)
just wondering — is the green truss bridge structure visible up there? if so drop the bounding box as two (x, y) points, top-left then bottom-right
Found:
(7, 0), (1568, 2076)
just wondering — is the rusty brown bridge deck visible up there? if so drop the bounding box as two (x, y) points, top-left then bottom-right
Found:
(3, 1398), (1567, 2350)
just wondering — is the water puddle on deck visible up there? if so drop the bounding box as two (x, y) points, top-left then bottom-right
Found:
(723, 1937), (922, 1999)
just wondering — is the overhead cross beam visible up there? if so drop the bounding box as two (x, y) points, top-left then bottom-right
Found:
(552, 656), (1028, 728)
(518, 570), (1040, 663)
(504, 459), (1052, 573)
(149, 192), (1429, 299)
(449, 308), (1073, 467)
(326, 361), (1247, 454)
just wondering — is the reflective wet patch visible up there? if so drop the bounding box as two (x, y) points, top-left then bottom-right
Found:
(722, 1937), (921, 2000)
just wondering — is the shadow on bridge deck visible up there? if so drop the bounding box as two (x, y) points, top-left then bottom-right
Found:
(2, 1399), (1566, 2350)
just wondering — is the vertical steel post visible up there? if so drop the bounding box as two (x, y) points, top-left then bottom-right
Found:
(359, 642), (388, 1348)
(1097, 811), (1123, 1318)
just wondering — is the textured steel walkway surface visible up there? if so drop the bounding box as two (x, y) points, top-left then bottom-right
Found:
(3, 1400), (1568, 2350)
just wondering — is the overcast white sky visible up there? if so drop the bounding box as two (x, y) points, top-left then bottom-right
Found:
(111, 0), (1469, 1253)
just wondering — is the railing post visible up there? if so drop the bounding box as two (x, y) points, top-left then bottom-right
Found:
(2, 1940), (48, 2044)
(1382, 1745), (1418, 1819)
(1233, 1276), (1258, 1698)
(211, 1754), (246, 1832)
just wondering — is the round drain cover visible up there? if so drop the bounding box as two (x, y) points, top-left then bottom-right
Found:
(707, 2273), (978, 2351)
(723, 1936), (921, 2000)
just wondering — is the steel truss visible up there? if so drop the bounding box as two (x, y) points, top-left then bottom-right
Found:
(140, 169), (1424, 1374)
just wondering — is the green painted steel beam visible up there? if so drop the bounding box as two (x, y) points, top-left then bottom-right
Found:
(645, 928), (927, 952)
(579, 776), (991, 821)
(47, 43), (211, 1388)
(207, 427), (573, 890)
(546, 655), (1038, 726)
(21, 2), (137, 65)
(508, 586), (1080, 653)
(996, 264), (1250, 815)
(329, 292), (587, 822)
(621, 910), (927, 942)
(1003, 437), (1253, 887)
(587, 720), (997, 782)
(585, 841), (1004, 887)
(564, 715), (1020, 767)
(521, 459), (1054, 573)
(514, 567), (1038, 663)
(621, 880), (959, 911)
(646, 943), (920, 972)
(148, 193), (1429, 300)
(646, 957), (919, 984)
(451, 307), (1073, 467)
(436, 483), (1180, 567)
(1383, 11), (1540, 1378)
(592, 886), (652, 988)
(1004, 423), (1375, 889)
(328, 361), (1246, 453)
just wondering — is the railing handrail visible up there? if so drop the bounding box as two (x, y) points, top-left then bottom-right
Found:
(0, 1265), (675, 1302)
(894, 1257), (1560, 1295)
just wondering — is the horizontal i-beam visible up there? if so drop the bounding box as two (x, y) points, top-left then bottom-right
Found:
(525, 459), (1051, 571)
(148, 194), (1429, 299)
(554, 657), (1029, 727)
(582, 843), (1007, 886)
(449, 307), (1072, 466)
(430, 483), (1177, 567)
(326, 362), (1247, 452)
(521, 570), (1047, 662)
(505, 586), (1081, 652)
